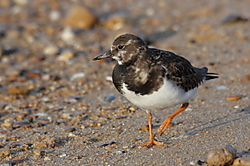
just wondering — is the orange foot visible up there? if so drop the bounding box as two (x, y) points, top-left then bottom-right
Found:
(138, 138), (164, 148)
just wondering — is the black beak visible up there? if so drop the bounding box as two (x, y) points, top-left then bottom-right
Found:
(93, 50), (112, 61)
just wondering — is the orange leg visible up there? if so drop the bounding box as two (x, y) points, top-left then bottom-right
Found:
(138, 111), (164, 147)
(156, 103), (189, 136)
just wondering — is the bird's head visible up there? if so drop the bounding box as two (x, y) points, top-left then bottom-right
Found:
(93, 33), (148, 65)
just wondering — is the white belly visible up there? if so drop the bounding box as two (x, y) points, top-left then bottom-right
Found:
(121, 79), (197, 110)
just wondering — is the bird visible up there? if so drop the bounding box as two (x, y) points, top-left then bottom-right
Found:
(93, 33), (218, 147)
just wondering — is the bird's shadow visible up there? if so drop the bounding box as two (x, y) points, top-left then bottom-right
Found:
(166, 106), (250, 138)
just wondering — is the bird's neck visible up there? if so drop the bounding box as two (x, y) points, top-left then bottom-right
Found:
(122, 50), (151, 67)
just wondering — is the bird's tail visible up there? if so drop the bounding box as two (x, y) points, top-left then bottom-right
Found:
(196, 67), (219, 81)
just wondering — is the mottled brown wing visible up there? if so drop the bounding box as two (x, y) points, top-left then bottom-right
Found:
(151, 49), (205, 92)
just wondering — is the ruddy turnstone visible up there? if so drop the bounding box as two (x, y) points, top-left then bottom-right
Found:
(93, 33), (218, 147)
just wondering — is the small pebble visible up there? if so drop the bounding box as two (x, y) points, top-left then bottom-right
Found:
(57, 50), (74, 62)
(240, 107), (250, 114)
(34, 150), (46, 156)
(59, 153), (67, 157)
(49, 10), (60, 21)
(114, 116), (127, 119)
(32, 142), (47, 149)
(88, 122), (102, 127)
(50, 143), (60, 148)
(0, 103), (7, 110)
(3, 119), (13, 127)
(207, 145), (236, 166)
(105, 95), (116, 102)
(44, 157), (50, 161)
(139, 125), (149, 132)
(33, 150), (40, 156)
(233, 157), (250, 166)
(106, 76), (112, 82)
(226, 95), (241, 101)
(41, 74), (52, 81)
(68, 133), (80, 138)
(14, 0), (28, 6)
(189, 160), (205, 166)
(128, 107), (137, 112)
(64, 127), (76, 132)
(64, 5), (97, 29)
(68, 98), (78, 103)
(99, 141), (116, 147)
(62, 113), (72, 119)
(21, 144), (30, 151)
(216, 85), (228, 90)
(117, 150), (126, 154)
(5, 68), (20, 77)
(43, 45), (59, 56)
(27, 72), (41, 79)
(189, 161), (196, 165)
(146, 7), (155, 16)
(41, 97), (51, 102)
(222, 14), (248, 24)
(123, 145), (136, 149)
(60, 26), (75, 42)
(33, 112), (49, 117)
(26, 142), (34, 146)
(197, 160), (206, 165)
(103, 15), (128, 30)
(78, 102), (88, 107)
(7, 85), (30, 95)
(0, 133), (7, 139)
(99, 143), (110, 147)
(0, 148), (11, 157)
(1, 46), (17, 56)
(5, 159), (26, 165)
(241, 75), (250, 83)
(236, 150), (250, 166)
(185, 108), (193, 111)
(13, 120), (31, 128)
(70, 72), (85, 81)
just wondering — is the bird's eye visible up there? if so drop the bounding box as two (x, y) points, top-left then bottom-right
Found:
(117, 45), (124, 50)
